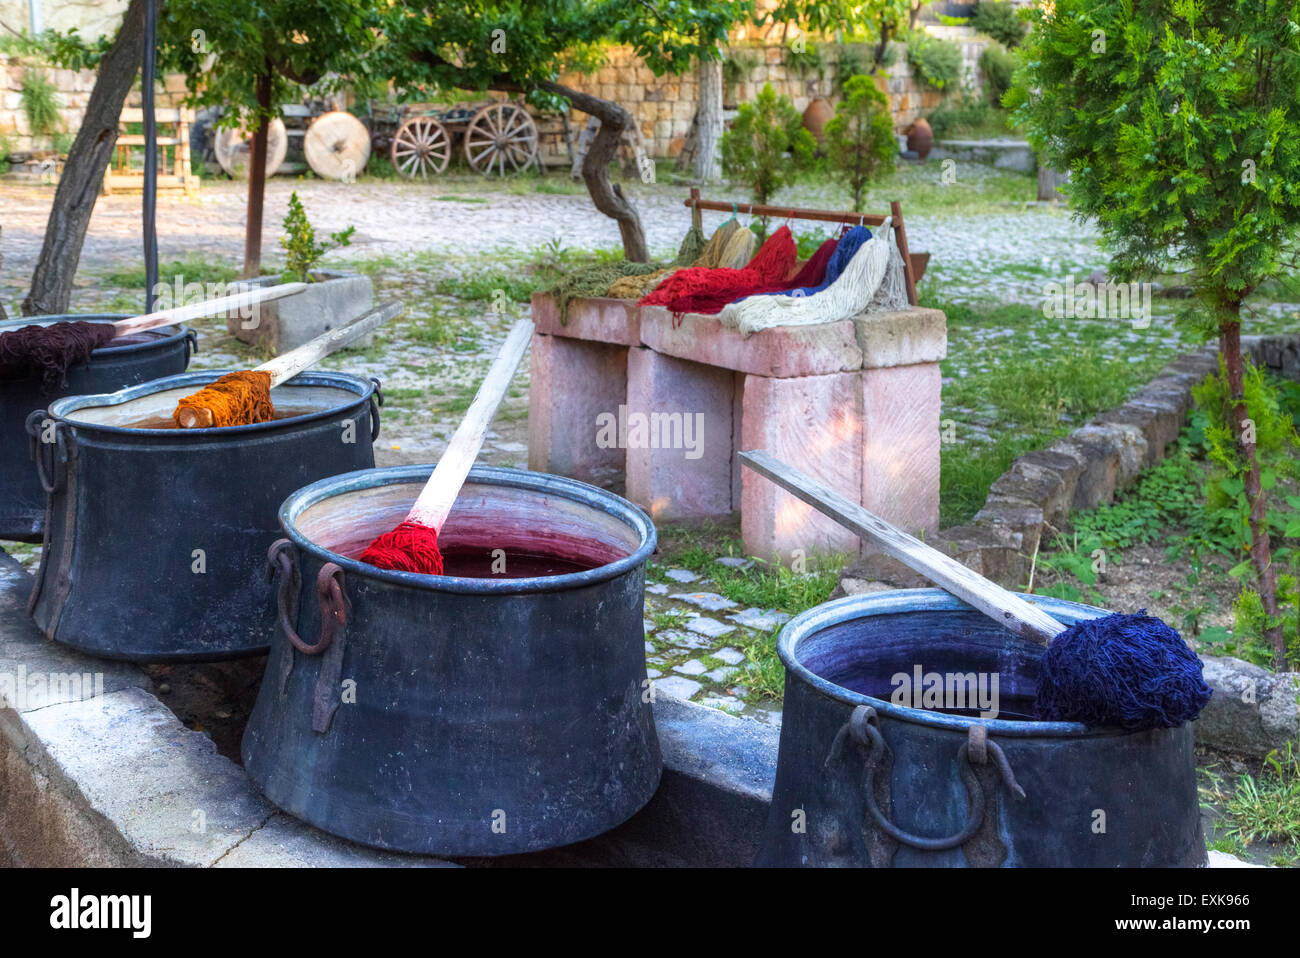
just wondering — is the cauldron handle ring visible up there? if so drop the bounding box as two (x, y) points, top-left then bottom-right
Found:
(834, 705), (1013, 853)
(265, 539), (338, 655)
(26, 410), (66, 494)
(368, 377), (383, 442)
(184, 328), (199, 364)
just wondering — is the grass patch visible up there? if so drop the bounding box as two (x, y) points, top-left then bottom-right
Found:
(434, 270), (545, 303)
(103, 254), (242, 290)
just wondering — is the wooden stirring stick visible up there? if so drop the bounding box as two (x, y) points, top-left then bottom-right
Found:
(110, 282), (307, 337)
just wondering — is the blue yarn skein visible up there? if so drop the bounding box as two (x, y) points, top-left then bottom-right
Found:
(1034, 610), (1212, 730)
(735, 225), (873, 304)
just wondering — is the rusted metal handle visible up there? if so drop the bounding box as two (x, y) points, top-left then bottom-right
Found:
(26, 410), (66, 494)
(829, 705), (1023, 853)
(368, 376), (383, 442)
(265, 539), (344, 655)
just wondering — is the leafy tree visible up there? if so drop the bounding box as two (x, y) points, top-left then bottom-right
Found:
(977, 42), (1015, 106)
(155, 0), (385, 277)
(1009, 0), (1300, 668)
(823, 75), (896, 211)
(719, 83), (816, 232)
(970, 1), (1027, 49)
(907, 32), (963, 91)
(380, 1), (749, 261)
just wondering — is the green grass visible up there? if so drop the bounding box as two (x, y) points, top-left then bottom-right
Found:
(103, 254), (242, 290)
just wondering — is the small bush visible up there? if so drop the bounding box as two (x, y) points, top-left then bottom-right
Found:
(906, 34), (964, 92)
(720, 83), (816, 210)
(20, 69), (60, 137)
(926, 96), (1001, 139)
(823, 74), (896, 211)
(971, 1), (1028, 49)
(279, 191), (355, 283)
(979, 43), (1016, 107)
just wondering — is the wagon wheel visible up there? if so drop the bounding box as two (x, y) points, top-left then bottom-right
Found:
(463, 102), (538, 176)
(213, 118), (287, 179)
(390, 115), (451, 178)
(304, 111), (372, 181)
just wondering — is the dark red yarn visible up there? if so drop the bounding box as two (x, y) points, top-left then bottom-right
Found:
(0, 321), (116, 392)
(638, 226), (799, 316)
(358, 519), (444, 575)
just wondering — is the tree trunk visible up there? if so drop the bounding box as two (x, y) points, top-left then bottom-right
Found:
(693, 58), (723, 185)
(1221, 318), (1287, 667)
(539, 80), (648, 262)
(873, 22), (892, 69)
(242, 72), (273, 279)
(21, 0), (147, 316)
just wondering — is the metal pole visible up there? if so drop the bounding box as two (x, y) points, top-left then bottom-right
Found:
(142, 0), (159, 312)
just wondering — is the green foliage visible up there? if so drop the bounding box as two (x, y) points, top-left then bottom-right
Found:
(1224, 743), (1300, 849)
(970, 1), (1028, 49)
(1008, 0), (1300, 315)
(926, 95), (1008, 139)
(20, 69), (60, 137)
(977, 42), (1015, 107)
(722, 46), (761, 87)
(823, 74), (897, 211)
(720, 83), (816, 207)
(0, 28), (110, 70)
(1193, 358), (1300, 484)
(783, 40), (824, 77)
(906, 32), (963, 91)
(279, 192), (354, 283)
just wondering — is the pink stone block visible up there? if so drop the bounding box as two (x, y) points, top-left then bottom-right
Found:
(740, 372), (864, 561)
(861, 363), (940, 539)
(528, 333), (629, 485)
(639, 305), (863, 377)
(531, 292), (641, 346)
(625, 347), (736, 520)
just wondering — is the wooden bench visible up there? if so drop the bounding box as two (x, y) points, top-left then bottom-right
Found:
(528, 194), (945, 561)
(102, 108), (199, 196)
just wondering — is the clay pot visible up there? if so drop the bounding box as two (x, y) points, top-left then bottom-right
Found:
(802, 96), (835, 144)
(906, 117), (934, 160)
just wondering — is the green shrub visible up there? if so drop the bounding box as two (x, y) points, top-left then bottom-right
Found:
(906, 34), (964, 92)
(722, 46), (761, 87)
(978, 43), (1016, 107)
(720, 82), (816, 211)
(823, 74), (896, 211)
(279, 191), (355, 282)
(970, 1), (1028, 49)
(926, 96), (1000, 139)
(20, 69), (60, 137)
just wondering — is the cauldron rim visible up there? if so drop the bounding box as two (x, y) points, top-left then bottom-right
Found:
(45, 368), (375, 438)
(779, 588), (1131, 739)
(279, 463), (658, 596)
(0, 313), (189, 362)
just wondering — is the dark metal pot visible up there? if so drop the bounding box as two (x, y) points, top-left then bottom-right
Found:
(756, 590), (1206, 868)
(242, 464), (662, 857)
(0, 314), (194, 542)
(28, 369), (381, 661)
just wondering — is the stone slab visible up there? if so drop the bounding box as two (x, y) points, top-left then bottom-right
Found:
(531, 292), (641, 346)
(639, 304), (863, 378)
(861, 362), (941, 539)
(852, 306), (947, 368)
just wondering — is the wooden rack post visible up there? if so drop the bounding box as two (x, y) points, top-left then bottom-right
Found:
(684, 186), (922, 305)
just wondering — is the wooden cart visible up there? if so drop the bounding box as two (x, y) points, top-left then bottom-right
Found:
(376, 100), (541, 178)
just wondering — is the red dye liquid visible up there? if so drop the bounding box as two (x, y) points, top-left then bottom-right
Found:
(438, 548), (598, 579)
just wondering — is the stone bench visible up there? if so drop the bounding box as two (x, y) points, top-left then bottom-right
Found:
(528, 293), (947, 560)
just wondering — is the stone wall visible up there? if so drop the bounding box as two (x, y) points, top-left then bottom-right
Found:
(556, 32), (991, 160)
(0, 54), (190, 155)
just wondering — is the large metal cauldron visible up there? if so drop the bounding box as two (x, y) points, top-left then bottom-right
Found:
(242, 464), (662, 857)
(0, 314), (194, 541)
(756, 590), (1205, 867)
(28, 369), (380, 661)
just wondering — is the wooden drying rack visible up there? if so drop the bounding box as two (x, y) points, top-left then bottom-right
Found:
(684, 186), (923, 306)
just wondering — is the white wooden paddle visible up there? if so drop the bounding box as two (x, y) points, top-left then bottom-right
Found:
(175, 300), (404, 428)
(110, 282), (307, 337)
(405, 318), (534, 532)
(738, 449), (1067, 647)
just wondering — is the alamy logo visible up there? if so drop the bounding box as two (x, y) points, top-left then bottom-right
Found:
(1041, 276), (1152, 328)
(50, 889), (151, 938)
(0, 667), (104, 711)
(891, 665), (1000, 719)
(595, 404), (704, 460)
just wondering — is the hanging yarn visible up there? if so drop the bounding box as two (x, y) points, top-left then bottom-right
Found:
(358, 519), (444, 575)
(772, 226), (870, 299)
(606, 219), (744, 299)
(171, 369), (273, 428)
(1035, 611), (1212, 730)
(639, 226), (797, 317)
(716, 225), (757, 269)
(718, 219), (906, 336)
(0, 321), (117, 392)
